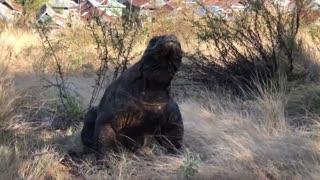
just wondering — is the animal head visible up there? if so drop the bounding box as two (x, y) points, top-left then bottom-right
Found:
(141, 35), (182, 89)
(144, 35), (182, 71)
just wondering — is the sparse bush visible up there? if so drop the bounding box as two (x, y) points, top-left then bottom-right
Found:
(63, 94), (83, 118)
(180, 149), (201, 178)
(32, 25), (86, 128)
(16, 0), (48, 27)
(182, 0), (304, 94)
(33, 9), (143, 127)
(86, 9), (142, 108)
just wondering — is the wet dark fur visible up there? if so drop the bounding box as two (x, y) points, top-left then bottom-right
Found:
(81, 35), (184, 158)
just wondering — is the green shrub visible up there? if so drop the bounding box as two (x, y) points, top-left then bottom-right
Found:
(180, 149), (201, 178)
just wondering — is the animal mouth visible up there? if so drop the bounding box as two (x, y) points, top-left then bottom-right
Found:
(141, 35), (182, 75)
(148, 35), (182, 56)
(162, 41), (181, 55)
(159, 40), (182, 64)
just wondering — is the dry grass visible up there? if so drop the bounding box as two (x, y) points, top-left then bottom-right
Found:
(0, 29), (71, 180)
(61, 84), (320, 180)
(1, 19), (320, 180)
(0, 65), (51, 179)
(0, 27), (38, 55)
(0, 27), (41, 75)
(295, 27), (320, 82)
(55, 81), (320, 179)
(2, 70), (320, 179)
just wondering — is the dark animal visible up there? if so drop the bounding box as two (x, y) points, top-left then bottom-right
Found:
(81, 35), (184, 158)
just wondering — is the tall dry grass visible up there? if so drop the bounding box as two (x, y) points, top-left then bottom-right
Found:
(0, 27), (38, 55)
(0, 67), (70, 179)
(1, 13), (320, 180)
(3, 53), (320, 179)
(62, 80), (320, 179)
(0, 30), (70, 179)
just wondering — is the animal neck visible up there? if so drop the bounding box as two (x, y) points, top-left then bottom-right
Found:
(140, 75), (171, 102)
(140, 88), (170, 105)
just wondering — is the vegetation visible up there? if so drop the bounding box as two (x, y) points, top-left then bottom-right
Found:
(1, 0), (320, 179)
(181, 0), (304, 95)
(15, 0), (48, 26)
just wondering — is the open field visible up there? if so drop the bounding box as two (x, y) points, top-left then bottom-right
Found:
(1, 8), (320, 179)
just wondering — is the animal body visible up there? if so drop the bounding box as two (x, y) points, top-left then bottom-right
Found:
(81, 35), (184, 158)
